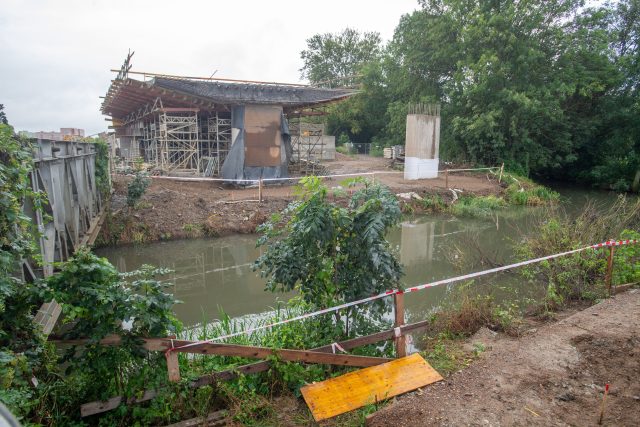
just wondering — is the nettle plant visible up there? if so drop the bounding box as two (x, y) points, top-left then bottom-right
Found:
(254, 177), (404, 339)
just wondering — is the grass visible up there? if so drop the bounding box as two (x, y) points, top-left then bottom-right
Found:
(502, 173), (560, 206)
(449, 195), (506, 217)
(182, 223), (203, 238)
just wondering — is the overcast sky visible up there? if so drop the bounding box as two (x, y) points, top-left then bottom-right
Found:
(0, 0), (418, 135)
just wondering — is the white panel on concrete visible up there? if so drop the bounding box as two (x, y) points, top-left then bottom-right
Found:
(404, 157), (439, 180)
(404, 113), (440, 180)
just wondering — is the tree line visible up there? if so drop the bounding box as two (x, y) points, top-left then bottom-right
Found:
(300, 0), (640, 191)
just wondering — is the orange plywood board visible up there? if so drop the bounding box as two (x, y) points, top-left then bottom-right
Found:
(300, 353), (443, 421)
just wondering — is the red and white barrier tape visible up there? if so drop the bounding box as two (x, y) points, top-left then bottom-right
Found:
(168, 238), (637, 353)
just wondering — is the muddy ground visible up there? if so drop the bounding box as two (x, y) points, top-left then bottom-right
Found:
(99, 155), (502, 245)
(367, 289), (640, 427)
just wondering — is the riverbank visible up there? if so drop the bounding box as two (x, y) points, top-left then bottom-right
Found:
(368, 289), (640, 427)
(97, 156), (505, 246)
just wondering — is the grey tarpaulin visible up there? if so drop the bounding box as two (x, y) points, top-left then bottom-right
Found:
(221, 104), (291, 183)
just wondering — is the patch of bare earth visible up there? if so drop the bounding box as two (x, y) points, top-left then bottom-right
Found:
(101, 156), (502, 245)
(368, 290), (640, 427)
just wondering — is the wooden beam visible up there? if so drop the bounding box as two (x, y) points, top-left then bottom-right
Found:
(394, 292), (407, 358)
(166, 351), (181, 382)
(191, 323), (433, 387)
(172, 342), (392, 368)
(164, 410), (227, 427)
(80, 390), (157, 417)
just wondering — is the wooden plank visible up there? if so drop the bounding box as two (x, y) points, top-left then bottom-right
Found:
(163, 410), (227, 427)
(166, 351), (181, 382)
(173, 343), (392, 367)
(394, 292), (406, 358)
(81, 390), (157, 417)
(301, 353), (443, 421)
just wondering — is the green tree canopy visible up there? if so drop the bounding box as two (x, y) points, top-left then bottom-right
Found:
(300, 28), (382, 86)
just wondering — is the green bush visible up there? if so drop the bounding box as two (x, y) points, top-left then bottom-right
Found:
(613, 229), (640, 285)
(127, 172), (150, 207)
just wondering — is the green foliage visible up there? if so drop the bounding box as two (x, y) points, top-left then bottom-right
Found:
(92, 138), (111, 199)
(613, 229), (640, 285)
(337, 133), (351, 146)
(127, 172), (150, 207)
(0, 124), (50, 422)
(255, 177), (403, 337)
(0, 104), (7, 125)
(502, 173), (560, 206)
(517, 197), (640, 311)
(300, 28), (382, 86)
(450, 195), (506, 217)
(302, 0), (640, 189)
(41, 251), (180, 411)
(421, 194), (446, 212)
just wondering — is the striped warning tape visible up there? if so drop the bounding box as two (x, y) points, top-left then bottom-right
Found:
(168, 238), (637, 353)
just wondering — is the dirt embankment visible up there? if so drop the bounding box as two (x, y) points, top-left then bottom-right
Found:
(368, 289), (640, 427)
(98, 155), (502, 246)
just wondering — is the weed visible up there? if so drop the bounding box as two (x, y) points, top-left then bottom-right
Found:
(449, 195), (506, 217)
(421, 194), (446, 212)
(517, 197), (640, 312)
(182, 223), (203, 238)
(503, 173), (559, 206)
(421, 335), (472, 376)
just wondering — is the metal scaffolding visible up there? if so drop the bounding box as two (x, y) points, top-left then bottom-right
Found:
(158, 111), (200, 173)
(289, 118), (326, 175)
(202, 113), (231, 176)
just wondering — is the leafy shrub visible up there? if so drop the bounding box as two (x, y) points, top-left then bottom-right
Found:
(42, 252), (180, 409)
(612, 229), (640, 285)
(517, 197), (640, 312)
(0, 124), (51, 422)
(255, 176), (403, 338)
(127, 172), (150, 207)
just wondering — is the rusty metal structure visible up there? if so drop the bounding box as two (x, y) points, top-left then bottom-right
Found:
(101, 53), (355, 179)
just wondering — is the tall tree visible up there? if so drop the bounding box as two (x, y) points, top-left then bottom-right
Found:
(300, 28), (382, 86)
(0, 104), (8, 125)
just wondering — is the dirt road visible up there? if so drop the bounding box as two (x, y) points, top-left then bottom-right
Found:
(368, 290), (640, 426)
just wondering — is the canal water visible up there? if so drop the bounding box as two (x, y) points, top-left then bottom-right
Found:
(96, 187), (614, 327)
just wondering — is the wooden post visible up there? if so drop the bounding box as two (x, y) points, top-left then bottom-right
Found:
(394, 292), (406, 358)
(499, 163), (504, 183)
(445, 169), (449, 189)
(605, 245), (615, 296)
(166, 351), (181, 382)
(258, 178), (263, 204)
